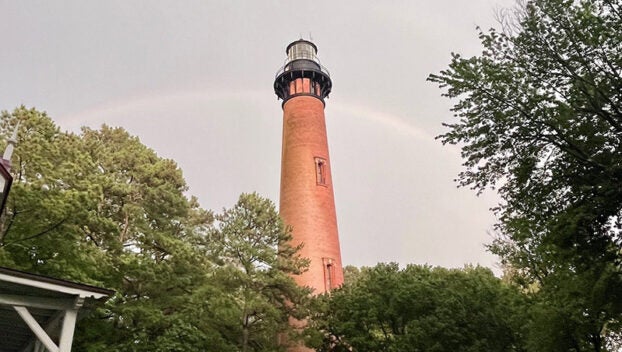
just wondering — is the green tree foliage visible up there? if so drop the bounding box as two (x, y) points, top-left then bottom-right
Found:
(0, 108), (109, 281)
(205, 193), (310, 352)
(306, 264), (526, 352)
(0, 107), (307, 351)
(429, 0), (622, 349)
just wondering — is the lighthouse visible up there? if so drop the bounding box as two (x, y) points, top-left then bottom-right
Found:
(274, 40), (344, 295)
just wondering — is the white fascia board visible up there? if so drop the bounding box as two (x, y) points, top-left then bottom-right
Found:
(0, 273), (109, 299)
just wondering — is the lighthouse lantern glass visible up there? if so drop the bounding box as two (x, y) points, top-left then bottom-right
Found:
(288, 42), (316, 62)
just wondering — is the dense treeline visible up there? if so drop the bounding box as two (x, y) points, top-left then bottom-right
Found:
(305, 264), (527, 352)
(0, 107), (308, 351)
(0, 108), (535, 352)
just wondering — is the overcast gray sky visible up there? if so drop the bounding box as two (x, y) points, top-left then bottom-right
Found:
(0, 0), (515, 271)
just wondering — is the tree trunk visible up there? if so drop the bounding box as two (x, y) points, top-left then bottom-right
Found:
(242, 313), (249, 352)
(591, 332), (602, 352)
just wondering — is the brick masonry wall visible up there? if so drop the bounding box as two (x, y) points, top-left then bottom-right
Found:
(280, 94), (344, 294)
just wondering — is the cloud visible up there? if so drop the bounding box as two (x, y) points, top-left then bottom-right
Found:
(329, 100), (461, 155)
(58, 88), (270, 131)
(331, 101), (430, 139)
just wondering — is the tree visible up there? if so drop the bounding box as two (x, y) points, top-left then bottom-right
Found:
(205, 193), (310, 352)
(306, 264), (527, 352)
(429, 0), (622, 349)
(0, 108), (217, 350)
(0, 107), (105, 281)
(76, 125), (215, 351)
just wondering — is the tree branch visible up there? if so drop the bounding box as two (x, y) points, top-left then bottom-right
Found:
(1, 217), (69, 247)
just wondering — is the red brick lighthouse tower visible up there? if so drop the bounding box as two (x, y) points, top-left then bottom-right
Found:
(274, 40), (344, 295)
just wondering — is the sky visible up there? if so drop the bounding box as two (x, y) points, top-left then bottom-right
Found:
(0, 0), (516, 272)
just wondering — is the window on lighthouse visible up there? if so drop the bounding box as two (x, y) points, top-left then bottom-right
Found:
(323, 257), (336, 291)
(315, 157), (327, 185)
